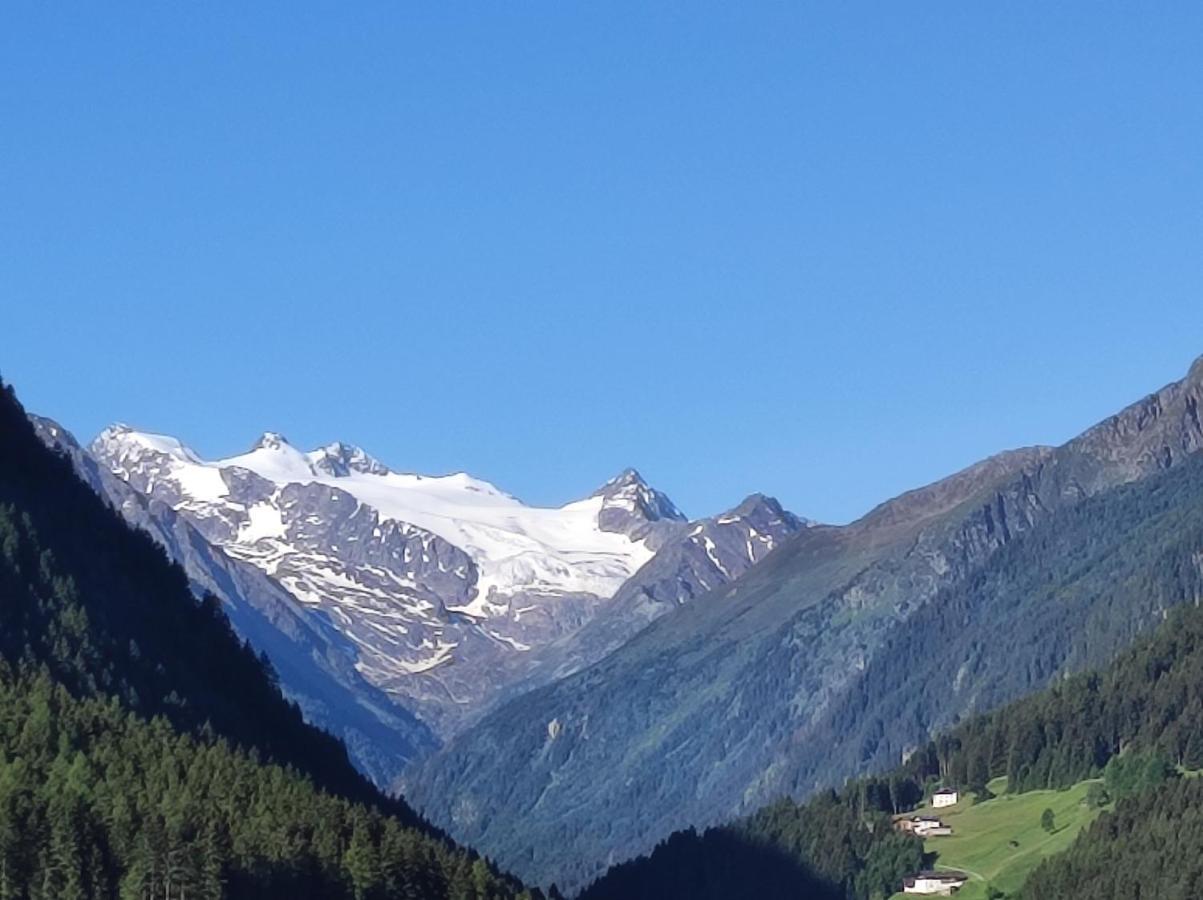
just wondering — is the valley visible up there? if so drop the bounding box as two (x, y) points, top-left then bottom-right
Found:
(7, 7), (1199, 897)
(24, 353), (1203, 895)
(7, 353), (1203, 898)
(407, 355), (1203, 890)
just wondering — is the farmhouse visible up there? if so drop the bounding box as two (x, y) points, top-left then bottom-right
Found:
(931, 788), (960, 808)
(902, 870), (970, 895)
(897, 815), (953, 837)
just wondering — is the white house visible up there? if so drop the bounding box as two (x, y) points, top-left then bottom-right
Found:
(931, 788), (959, 808)
(912, 817), (953, 837)
(896, 816), (953, 837)
(902, 870), (969, 895)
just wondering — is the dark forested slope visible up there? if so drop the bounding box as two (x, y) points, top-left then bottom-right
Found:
(0, 381), (377, 804)
(0, 380), (527, 899)
(0, 668), (525, 900)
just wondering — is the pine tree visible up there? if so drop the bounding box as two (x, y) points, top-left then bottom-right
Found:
(343, 815), (382, 900)
(1040, 808), (1055, 833)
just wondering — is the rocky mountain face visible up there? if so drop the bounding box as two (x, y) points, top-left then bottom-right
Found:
(592, 467), (686, 546)
(32, 417), (438, 786)
(501, 493), (813, 694)
(72, 422), (807, 763)
(405, 355), (1203, 892)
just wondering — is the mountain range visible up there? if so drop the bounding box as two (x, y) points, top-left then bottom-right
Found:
(33, 416), (808, 791)
(25, 352), (1203, 895)
(405, 354), (1203, 889)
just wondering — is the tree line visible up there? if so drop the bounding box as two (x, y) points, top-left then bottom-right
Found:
(0, 664), (531, 900)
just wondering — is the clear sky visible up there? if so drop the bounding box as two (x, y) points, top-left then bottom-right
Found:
(3, 4), (1202, 523)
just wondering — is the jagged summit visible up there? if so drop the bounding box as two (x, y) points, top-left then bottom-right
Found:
(596, 466), (647, 490)
(595, 467), (666, 497)
(310, 441), (390, 477)
(91, 424), (207, 472)
(1188, 352), (1203, 382)
(593, 467), (686, 541)
(724, 492), (813, 530)
(250, 431), (292, 452)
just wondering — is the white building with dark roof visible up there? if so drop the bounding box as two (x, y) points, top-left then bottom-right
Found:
(931, 788), (960, 808)
(902, 870), (969, 895)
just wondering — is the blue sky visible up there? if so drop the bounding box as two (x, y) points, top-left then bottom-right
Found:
(3, 4), (1202, 523)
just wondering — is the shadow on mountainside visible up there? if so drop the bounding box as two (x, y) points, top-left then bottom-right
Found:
(576, 826), (842, 900)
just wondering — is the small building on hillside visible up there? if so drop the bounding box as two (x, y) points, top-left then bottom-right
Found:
(932, 788), (960, 808)
(902, 870), (969, 895)
(896, 815), (953, 837)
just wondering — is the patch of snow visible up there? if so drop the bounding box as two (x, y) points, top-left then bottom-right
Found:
(701, 536), (731, 577)
(239, 502), (287, 543)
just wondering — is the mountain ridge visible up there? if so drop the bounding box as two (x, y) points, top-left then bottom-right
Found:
(405, 352), (1203, 891)
(58, 417), (810, 785)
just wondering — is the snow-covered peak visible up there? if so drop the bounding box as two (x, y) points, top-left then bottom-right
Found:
(90, 427), (226, 503)
(594, 467), (685, 529)
(596, 467), (649, 493)
(219, 434), (320, 483)
(250, 431), (292, 452)
(310, 441), (391, 478)
(94, 423), (202, 464)
(91, 425), (659, 608)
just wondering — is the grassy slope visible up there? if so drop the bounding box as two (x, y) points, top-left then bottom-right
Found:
(889, 778), (1107, 899)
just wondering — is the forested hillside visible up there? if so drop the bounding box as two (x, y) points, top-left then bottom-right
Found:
(0, 382), (376, 804)
(869, 599), (1203, 804)
(582, 601), (1203, 899)
(0, 380), (526, 899)
(0, 669), (524, 900)
(1020, 777), (1203, 899)
(778, 448), (1203, 797)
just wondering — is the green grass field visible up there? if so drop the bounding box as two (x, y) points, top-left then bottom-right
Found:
(887, 777), (1107, 899)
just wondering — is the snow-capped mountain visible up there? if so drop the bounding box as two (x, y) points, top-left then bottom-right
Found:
(490, 493), (813, 700)
(83, 422), (809, 753)
(89, 426), (682, 734)
(34, 418), (437, 785)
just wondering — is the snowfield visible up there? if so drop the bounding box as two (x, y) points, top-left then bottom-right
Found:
(95, 427), (656, 616)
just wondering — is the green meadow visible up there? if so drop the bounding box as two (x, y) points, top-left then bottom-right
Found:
(888, 778), (1107, 899)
